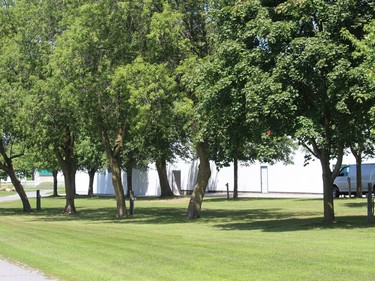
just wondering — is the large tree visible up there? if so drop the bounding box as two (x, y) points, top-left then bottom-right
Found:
(198, 0), (374, 223)
(163, 0), (215, 219)
(51, 0), (160, 218)
(19, 0), (84, 214)
(346, 19), (375, 197)
(0, 1), (33, 212)
(128, 5), (191, 197)
(76, 135), (105, 197)
(264, 0), (374, 223)
(123, 58), (185, 197)
(197, 1), (295, 199)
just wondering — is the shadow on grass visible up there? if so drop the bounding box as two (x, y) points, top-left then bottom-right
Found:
(1, 196), (374, 232)
(213, 215), (375, 232)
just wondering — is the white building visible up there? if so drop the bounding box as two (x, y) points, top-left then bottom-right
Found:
(74, 147), (374, 196)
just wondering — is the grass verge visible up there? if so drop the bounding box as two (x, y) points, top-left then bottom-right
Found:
(0, 196), (375, 281)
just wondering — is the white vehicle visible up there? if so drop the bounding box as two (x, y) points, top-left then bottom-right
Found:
(333, 163), (375, 198)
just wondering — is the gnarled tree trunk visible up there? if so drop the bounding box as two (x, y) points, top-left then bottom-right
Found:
(186, 141), (211, 220)
(0, 141), (31, 212)
(8, 165), (32, 212)
(102, 128), (127, 219)
(109, 155), (127, 218)
(54, 126), (77, 214)
(156, 158), (173, 197)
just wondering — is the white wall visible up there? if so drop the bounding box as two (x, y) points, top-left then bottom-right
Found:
(73, 149), (375, 196)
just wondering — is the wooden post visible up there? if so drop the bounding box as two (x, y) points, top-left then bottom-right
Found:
(36, 190), (41, 211)
(226, 183), (229, 199)
(367, 183), (373, 223)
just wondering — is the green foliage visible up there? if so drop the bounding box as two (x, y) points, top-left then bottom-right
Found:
(186, 0), (296, 167)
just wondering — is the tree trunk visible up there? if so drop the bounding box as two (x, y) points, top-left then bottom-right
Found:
(102, 128), (127, 219)
(352, 150), (363, 197)
(186, 141), (211, 220)
(8, 166), (32, 212)
(52, 170), (58, 197)
(88, 168), (96, 197)
(61, 165), (77, 214)
(321, 161), (335, 223)
(125, 161), (133, 197)
(54, 126), (77, 214)
(318, 148), (343, 224)
(0, 141), (31, 212)
(156, 158), (173, 197)
(233, 158), (238, 199)
(110, 156), (127, 218)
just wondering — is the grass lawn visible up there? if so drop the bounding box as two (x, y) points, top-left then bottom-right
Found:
(0, 190), (17, 197)
(0, 196), (375, 281)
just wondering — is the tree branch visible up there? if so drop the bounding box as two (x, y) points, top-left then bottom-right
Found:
(10, 152), (24, 160)
(301, 141), (319, 159)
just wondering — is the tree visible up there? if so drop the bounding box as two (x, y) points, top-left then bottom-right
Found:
(139, 4), (192, 197)
(124, 58), (183, 197)
(30, 148), (61, 196)
(196, 1), (295, 199)
(199, 0), (373, 223)
(19, 0), (85, 214)
(0, 1), (32, 212)
(162, 0), (215, 219)
(51, 0), (160, 218)
(348, 20), (375, 86)
(76, 135), (106, 197)
(345, 19), (375, 197)
(265, 0), (374, 223)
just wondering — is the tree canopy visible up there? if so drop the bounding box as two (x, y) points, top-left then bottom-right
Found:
(0, 0), (374, 223)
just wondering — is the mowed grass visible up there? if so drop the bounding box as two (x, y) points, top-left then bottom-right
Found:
(1, 195), (375, 281)
(0, 191), (17, 197)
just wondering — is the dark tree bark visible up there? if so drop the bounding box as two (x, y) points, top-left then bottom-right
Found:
(0, 141), (31, 212)
(102, 128), (127, 218)
(233, 158), (238, 199)
(54, 126), (77, 214)
(110, 155), (127, 218)
(351, 149), (363, 197)
(7, 165), (32, 212)
(88, 167), (96, 197)
(186, 141), (211, 220)
(62, 165), (76, 214)
(156, 158), (173, 197)
(125, 161), (133, 198)
(320, 153), (336, 223)
(310, 139), (343, 224)
(52, 170), (58, 197)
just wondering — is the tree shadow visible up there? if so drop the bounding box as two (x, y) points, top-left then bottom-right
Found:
(343, 201), (369, 208)
(1, 196), (374, 231)
(213, 215), (375, 232)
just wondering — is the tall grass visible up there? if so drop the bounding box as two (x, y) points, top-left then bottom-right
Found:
(0, 196), (375, 281)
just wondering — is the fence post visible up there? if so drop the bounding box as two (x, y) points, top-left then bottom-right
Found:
(36, 190), (41, 211)
(226, 183), (229, 199)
